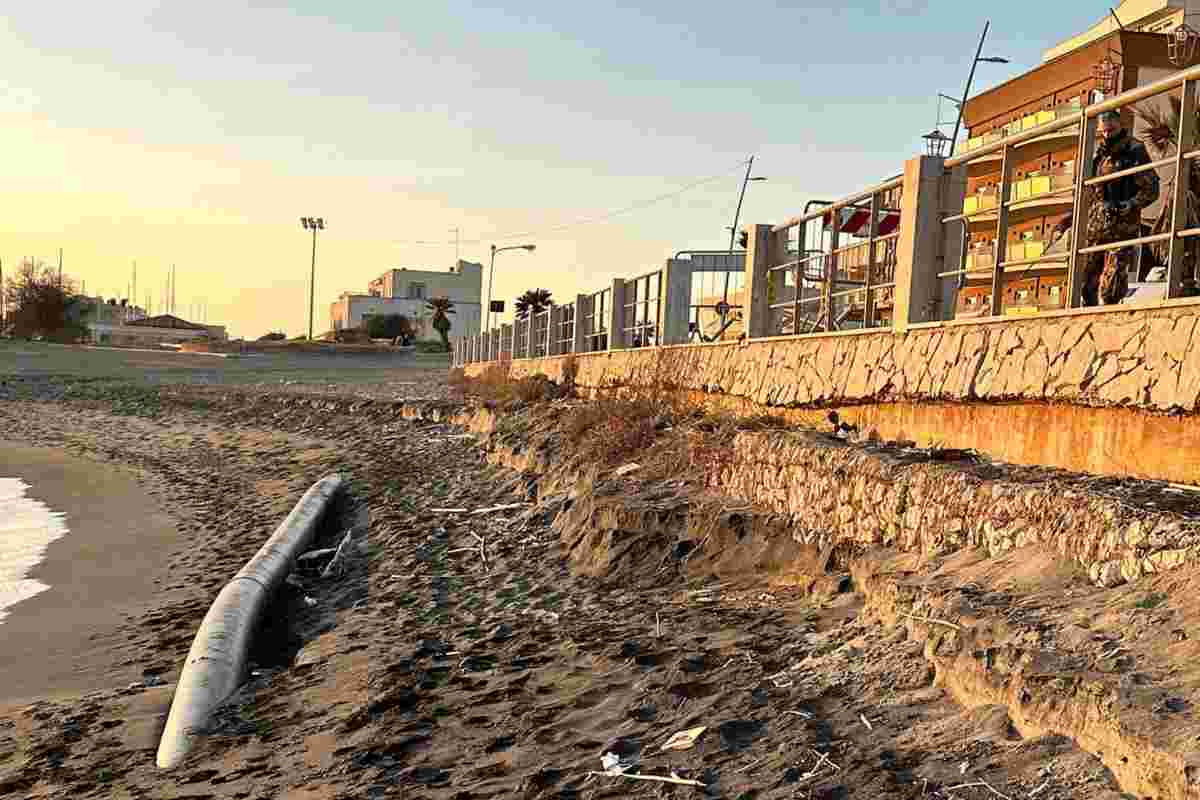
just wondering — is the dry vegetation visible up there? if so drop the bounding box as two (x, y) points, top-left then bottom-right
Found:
(454, 361), (791, 484)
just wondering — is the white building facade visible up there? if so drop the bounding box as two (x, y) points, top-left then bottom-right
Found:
(329, 260), (483, 341)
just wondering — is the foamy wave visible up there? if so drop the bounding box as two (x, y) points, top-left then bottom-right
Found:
(0, 478), (70, 624)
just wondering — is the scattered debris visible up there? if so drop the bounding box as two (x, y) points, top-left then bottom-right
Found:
(660, 726), (706, 752)
(320, 531), (354, 578)
(614, 462), (642, 477)
(585, 770), (705, 788)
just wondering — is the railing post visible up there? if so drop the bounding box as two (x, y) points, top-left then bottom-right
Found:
(744, 224), (773, 339)
(661, 258), (693, 345)
(510, 320), (519, 359)
(792, 221), (807, 334)
(501, 323), (512, 360)
(1168, 79), (1197, 298)
(825, 211), (840, 331)
(573, 293), (588, 353)
(546, 305), (559, 356)
(1067, 109), (1097, 308)
(864, 192), (880, 327)
(893, 155), (947, 333)
(608, 278), (626, 350)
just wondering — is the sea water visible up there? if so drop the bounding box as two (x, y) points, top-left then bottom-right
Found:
(0, 478), (69, 624)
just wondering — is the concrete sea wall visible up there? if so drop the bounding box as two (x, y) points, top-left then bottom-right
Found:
(467, 302), (1200, 484)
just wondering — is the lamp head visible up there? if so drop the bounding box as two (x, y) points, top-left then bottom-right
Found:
(979, 56), (1010, 64)
(522, 244), (536, 252)
(749, 176), (767, 182)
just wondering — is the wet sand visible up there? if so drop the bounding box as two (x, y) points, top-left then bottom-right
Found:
(0, 442), (180, 707)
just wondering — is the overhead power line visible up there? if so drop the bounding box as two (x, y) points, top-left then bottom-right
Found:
(396, 159), (751, 247)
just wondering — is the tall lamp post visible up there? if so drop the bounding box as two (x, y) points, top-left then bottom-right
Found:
(949, 21), (1010, 157)
(300, 216), (325, 341)
(721, 156), (767, 323)
(487, 243), (536, 331)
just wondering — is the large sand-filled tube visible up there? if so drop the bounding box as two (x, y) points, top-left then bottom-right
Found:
(156, 474), (344, 770)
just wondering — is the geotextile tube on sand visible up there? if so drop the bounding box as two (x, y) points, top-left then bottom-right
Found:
(155, 474), (344, 770)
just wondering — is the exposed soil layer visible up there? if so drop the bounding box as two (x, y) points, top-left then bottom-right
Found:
(0, 376), (1193, 800)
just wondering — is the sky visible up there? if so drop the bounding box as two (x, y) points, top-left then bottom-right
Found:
(1, 1), (1103, 338)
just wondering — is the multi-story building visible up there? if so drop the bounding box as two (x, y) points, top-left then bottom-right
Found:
(1044, 0), (1200, 62)
(329, 260), (483, 341)
(955, 21), (1197, 318)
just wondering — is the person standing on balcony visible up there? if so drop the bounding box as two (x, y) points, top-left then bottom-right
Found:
(1052, 110), (1159, 306)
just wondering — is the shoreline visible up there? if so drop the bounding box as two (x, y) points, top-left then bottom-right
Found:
(0, 442), (181, 708)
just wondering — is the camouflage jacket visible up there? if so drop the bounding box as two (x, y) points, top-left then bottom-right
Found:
(1055, 130), (1159, 235)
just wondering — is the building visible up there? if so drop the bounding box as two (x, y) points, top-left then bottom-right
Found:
(1043, 0), (1200, 62)
(955, 26), (1195, 318)
(88, 310), (227, 347)
(329, 260), (483, 341)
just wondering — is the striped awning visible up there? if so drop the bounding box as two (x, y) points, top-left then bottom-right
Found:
(822, 206), (900, 237)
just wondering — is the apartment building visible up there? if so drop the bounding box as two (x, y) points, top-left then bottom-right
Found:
(329, 260), (483, 341)
(955, 26), (1195, 317)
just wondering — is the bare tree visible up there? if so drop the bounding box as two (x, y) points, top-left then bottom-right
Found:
(2, 259), (87, 341)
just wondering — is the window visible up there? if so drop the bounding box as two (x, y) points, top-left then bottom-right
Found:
(408, 282), (427, 299)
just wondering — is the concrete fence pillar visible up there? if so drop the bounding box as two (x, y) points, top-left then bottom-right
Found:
(894, 155), (948, 333)
(572, 293), (588, 354)
(743, 224), (774, 339)
(662, 258), (692, 345)
(608, 278), (626, 350)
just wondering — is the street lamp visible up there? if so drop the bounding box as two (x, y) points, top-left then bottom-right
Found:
(948, 20), (1010, 157)
(487, 243), (536, 331)
(923, 129), (953, 157)
(720, 157), (767, 326)
(300, 216), (325, 341)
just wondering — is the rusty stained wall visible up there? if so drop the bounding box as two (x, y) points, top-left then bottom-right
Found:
(466, 301), (1200, 484)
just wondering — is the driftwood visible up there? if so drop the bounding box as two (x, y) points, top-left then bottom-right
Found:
(320, 531), (354, 579)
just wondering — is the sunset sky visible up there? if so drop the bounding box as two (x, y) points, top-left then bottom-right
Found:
(2, 2), (1092, 338)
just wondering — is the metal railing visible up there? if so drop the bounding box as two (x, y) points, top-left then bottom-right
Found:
(557, 302), (576, 353)
(622, 269), (662, 348)
(583, 288), (609, 352)
(940, 63), (1200, 316)
(768, 181), (904, 334)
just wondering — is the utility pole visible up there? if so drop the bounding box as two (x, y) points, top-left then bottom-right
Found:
(451, 228), (460, 266)
(58, 248), (63, 289)
(171, 264), (176, 314)
(132, 261), (137, 311)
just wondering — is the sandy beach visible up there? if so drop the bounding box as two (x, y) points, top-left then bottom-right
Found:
(0, 443), (181, 707)
(0, 349), (1172, 799)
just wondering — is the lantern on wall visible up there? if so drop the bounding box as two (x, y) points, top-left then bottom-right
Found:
(1169, 23), (1200, 67)
(1092, 52), (1121, 97)
(922, 128), (952, 158)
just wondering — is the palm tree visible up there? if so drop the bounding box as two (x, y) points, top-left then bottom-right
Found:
(426, 297), (455, 350)
(1134, 98), (1200, 284)
(514, 288), (552, 320)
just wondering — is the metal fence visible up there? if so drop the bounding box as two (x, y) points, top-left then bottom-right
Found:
(767, 182), (904, 335)
(940, 66), (1200, 317)
(454, 62), (1200, 367)
(557, 302), (576, 353)
(622, 269), (662, 348)
(583, 288), (609, 352)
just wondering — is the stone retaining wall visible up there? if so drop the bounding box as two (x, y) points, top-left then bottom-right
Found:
(465, 302), (1200, 484)
(714, 431), (1200, 589)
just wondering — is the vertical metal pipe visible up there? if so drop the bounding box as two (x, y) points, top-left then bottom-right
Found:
(1168, 80), (1196, 297)
(1067, 112), (1099, 307)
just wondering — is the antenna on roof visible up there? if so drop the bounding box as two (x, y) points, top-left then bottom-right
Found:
(1109, 7), (1125, 31)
